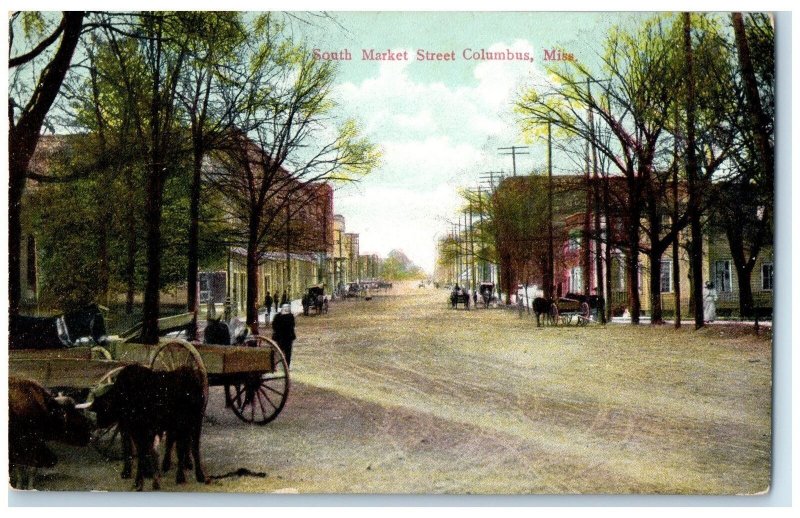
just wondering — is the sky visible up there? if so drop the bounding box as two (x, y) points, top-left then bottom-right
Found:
(292, 12), (648, 274)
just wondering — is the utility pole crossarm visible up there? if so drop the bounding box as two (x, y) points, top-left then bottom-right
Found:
(498, 146), (530, 177)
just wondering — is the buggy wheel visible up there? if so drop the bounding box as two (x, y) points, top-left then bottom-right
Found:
(90, 366), (126, 460)
(149, 339), (209, 411)
(579, 302), (591, 326)
(225, 336), (290, 425)
(90, 345), (112, 360)
(549, 303), (560, 325)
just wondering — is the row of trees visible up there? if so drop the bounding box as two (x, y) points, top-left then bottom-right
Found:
(437, 12), (774, 326)
(9, 12), (379, 340)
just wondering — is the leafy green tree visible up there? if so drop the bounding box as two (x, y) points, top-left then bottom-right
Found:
(381, 250), (423, 281)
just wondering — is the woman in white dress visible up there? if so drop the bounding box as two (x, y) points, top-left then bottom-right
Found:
(703, 282), (717, 323)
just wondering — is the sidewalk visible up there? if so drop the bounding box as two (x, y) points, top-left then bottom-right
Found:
(258, 298), (303, 325)
(610, 316), (772, 328)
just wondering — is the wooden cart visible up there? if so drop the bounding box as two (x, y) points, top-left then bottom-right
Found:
(10, 333), (290, 460)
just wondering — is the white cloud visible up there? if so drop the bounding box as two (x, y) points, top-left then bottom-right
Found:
(331, 41), (547, 272)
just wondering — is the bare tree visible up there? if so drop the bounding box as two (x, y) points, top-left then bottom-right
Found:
(9, 11), (86, 316)
(207, 19), (379, 333)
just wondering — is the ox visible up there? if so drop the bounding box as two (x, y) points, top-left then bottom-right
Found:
(9, 377), (93, 488)
(89, 364), (208, 491)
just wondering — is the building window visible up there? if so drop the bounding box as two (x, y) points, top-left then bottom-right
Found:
(761, 263), (773, 291)
(660, 259), (672, 293)
(199, 274), (210, 303)
(570, 267), (583, 293)
(567, 231), (581, 251)
(714, 260), (732, 292)
(615, 253), (625, 291)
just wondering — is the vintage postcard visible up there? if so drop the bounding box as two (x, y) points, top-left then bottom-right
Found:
(7, 10), (775, 496)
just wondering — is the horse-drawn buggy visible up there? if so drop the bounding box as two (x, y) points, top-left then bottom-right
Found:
(302, 285), (328, 316)
(531, 293), (604, 326)
(9, 305), (291, 488)
(449, 286), (470, 310)
(478, 282), (496, 308)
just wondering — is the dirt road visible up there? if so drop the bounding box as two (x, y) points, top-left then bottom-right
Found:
(31, 282), (771, 494)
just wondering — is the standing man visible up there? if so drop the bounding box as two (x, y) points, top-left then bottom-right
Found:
(272, 304), (296, 367)
(280, 289), (289, 309)
(264, 291), (273, 321)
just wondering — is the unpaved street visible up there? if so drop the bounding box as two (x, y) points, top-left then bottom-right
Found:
(34, 282), (771, 494)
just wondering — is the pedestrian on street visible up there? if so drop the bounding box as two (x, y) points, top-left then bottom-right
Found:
(264, 291), (273, 320)
(281, 290), (289, 308)
(472, 290), (478, 307)
(272, 303), (296, 367)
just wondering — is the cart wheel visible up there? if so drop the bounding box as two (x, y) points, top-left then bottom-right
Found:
(150, 339), (209, 411)
(90, 366), (126, 460)
(549, 303), (560, 325)
(90, 345), (112, 360)
(225, 336), (289, 425)
(579, 302), (591, 326)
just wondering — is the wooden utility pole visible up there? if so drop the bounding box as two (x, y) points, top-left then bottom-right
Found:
(480, 171), (505, 298)
(469, 197), (477, 293)
(477, 186), (484, 282)
(498, 146), (530, 176)
(583, 140), (592, 296)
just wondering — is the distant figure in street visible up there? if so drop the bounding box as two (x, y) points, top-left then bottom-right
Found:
(280, 290), (289, 308)
(272, 304), (296, 367)
(472, 290), (478, 307)
(703, 282), (718, 323)
(450, 285), (460, 308)
(302, 293), (310, 316)
(264, 291), (273, 320)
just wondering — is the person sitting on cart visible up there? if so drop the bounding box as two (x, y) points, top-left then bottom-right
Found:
(272, 304), (296, 367)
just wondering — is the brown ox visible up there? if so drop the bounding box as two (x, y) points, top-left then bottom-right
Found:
(9, 377), (93, 488)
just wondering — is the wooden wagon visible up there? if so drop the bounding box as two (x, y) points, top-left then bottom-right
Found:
(549, 297), (591, 326)
(10, 312), (290, 459)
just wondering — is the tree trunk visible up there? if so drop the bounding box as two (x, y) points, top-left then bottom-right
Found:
(648, 247), (664, 324)
(672, 104), (682, 328)
(8, 165), (26, 315)
(684, 12), (704, 330)
(141, 169), (165, 344)
(186, 147), (203, 339)
(736, 265), (755, 319)
(500, 252), (513, 305)
(98, 211), (110, 302)
(124, 168), (137, 315)
(8, 11), (85, 317)
(726, 225), (757, 319)
(246, 236), (260, 335)
(626, 179), (642, 324)
(603, 172), (613, 323)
